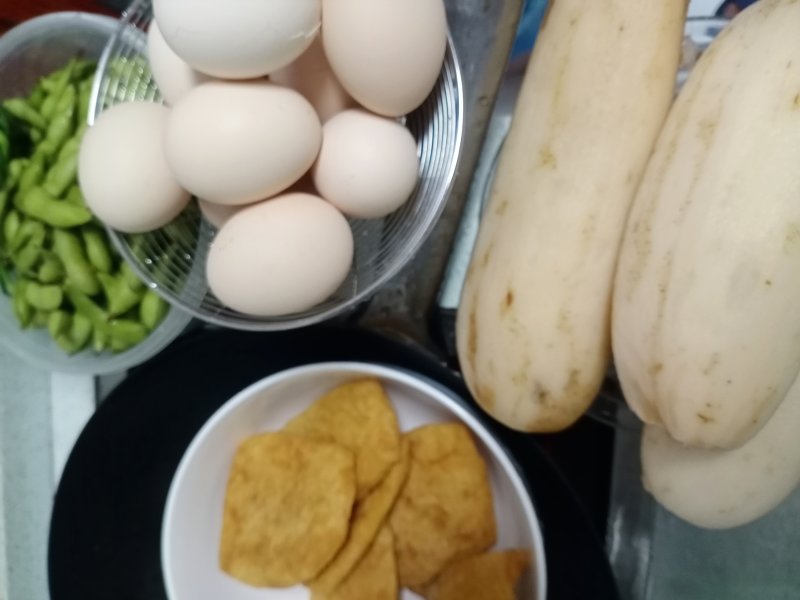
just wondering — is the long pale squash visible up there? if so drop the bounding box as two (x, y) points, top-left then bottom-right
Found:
(612, 0), (800, 449)
(641, 369), (800, 529)
(456, 0), (687, 432)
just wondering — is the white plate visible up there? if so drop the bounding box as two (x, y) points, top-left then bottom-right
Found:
(162, 362), (547, 599)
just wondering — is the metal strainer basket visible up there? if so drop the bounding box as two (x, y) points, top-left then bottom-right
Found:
(89, 0), (464, 330)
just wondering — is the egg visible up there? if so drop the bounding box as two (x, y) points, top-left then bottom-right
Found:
(165, 81), (322, 205)
(153, 0), (320, 79)
(322, 0), (447, 117)
(78, 102), (190, 233)
(207, 193), (353, 316)
(197, 198), (249, 229)
(269, 38), (353, 123)
(147, 20), (211, 105)
(313, 110), (419, 219)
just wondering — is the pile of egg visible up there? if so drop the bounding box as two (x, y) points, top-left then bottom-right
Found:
(78, 0), (448, 317)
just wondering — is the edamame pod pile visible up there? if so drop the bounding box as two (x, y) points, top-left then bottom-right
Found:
(0, 59), (170, 355)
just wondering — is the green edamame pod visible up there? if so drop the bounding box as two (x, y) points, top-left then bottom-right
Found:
(47, 309), (71, 337)
(40, 61), (76, 119)
(54, 333), (81, 354)
(9, 218), (44, 253)
(25, 281), (63, 311)
(64, 282), (106, 325)
(70, 59), (96, 84)
(19, 187), (92, 228)
(81, 227), (113, 273)
(65, 184), (85, 206)
(99, 272), (143, 316)
(2, 98), (46, 131)
(15, 156), (45, 204)
(70, 312), (92, 350)
(91, 327), (107, 353)
(53, 230), (100, 295)
(40, 60), (72, 92)
(39, 94), (57, 123)
(119, 261), (145, 291)
(37, 252), (65, 284)
(39, 85), (77, 159)
(107, 319), (147, 352)
(2, 209), (21, 251)
(55, 133), (81, 163)
(13, 236), (44, 274)
(32, 310), (49, 328)
(6, 158), (27, 189)
(11, 279), (33, 328)
(0, 191), (8, 222)
(43, 143), (80, 198)
(139, 290), (168, 331)
(27, 84), (46, 110)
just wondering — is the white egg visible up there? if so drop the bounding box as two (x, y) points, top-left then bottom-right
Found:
(269, 37), (353, 123)
(165, 81), (322, 205)
(322, 0), (447, 116)
(153, 0), (320, 79)
(207, 193), (353, 316)
(312, 110), (419, 219)
(78, 102), (190, 233)
(147, 20), (211, 105)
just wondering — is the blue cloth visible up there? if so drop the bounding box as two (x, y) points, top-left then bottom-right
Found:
(511, 0), (548, 60)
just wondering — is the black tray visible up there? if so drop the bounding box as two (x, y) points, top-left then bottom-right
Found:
(48, 325), (619, 600)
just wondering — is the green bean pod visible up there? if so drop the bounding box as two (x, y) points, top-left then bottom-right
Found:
(42, 148), (78, 198)
(108, 319), (148, 352)
(99, 271), (143, 316)
(19, 187), (92, 228)
(11, 279), (33, 328)
(37, 252), (64, 283)
(6, 158), (28, 189)
(40, 61), (75, 119)
(13, 233), (45, 274)
(139, 289), (168, 331)
(15, 156), (45, 205)
(2, 98), (46, 131)
(70, 312), (92, 350)
(38, 84), (77, 159)
(120, 261), (145, 291)
(91, 327), (107, 353)
(81, 227), (113, 273)
(25, 281), (63, 311)
(39, 95), (57, 123)
(32, 310), (49, 328)
(9, 218), (44, 254)
(65, 184), (85, 206)
(53, 229), (100, 295)
(2, 209), (21, 251)
(0, 190), (8, 224)
(47, 309), (71, 338)
(27, 84), (46, 111)
(54, 333), (81, 354)
(64, 282), (106, 324)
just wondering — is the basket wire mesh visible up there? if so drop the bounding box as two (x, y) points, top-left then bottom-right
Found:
(89, 0), (464, 330)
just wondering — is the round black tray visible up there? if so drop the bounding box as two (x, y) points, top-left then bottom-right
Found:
(48, 325), (619, 600)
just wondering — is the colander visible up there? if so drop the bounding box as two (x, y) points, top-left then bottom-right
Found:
(89, 0), (464, 331)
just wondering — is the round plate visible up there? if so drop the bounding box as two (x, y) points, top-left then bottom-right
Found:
(48, 326), (620, 599)
(163, 362), (545, 599)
